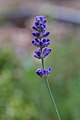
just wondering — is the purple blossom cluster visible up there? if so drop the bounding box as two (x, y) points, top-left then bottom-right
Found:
(36, 67), (52, 77)
(32, 16), (52, 77)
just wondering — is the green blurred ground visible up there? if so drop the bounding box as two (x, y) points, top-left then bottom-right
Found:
(0, 34), (80, 120)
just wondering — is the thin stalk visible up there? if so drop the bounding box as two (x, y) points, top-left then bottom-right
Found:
(42, 58), (44, 69)
(41, 59), (61, 120)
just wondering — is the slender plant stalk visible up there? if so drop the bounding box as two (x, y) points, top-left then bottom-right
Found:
(41, 58), (61, 120)
(32, 15), (61, 120)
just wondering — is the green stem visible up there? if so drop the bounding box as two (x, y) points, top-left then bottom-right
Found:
(42, 58), (44, 69)
(44, 77), (61, 120)
(41, 59), (61, 120)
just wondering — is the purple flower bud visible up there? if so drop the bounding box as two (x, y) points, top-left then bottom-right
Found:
(34, 48), (41, 59)
(32, 32), (40, 37)
(32, 26), (38, 31)
(36, 16), (45, 22)
(42, 48), (51, 58)
(34, 16), (47, 32)
(32, 38), (40, 47)
(35, 22), (39, 26)
(36, 67), (52, 77)
(40, 25), (45, 31)
(43, 19), (47, 23)
(46, 67), (52, 74)
(42, 32), (50, 37)
(40, 39), (50, 47)
(36, 68), (44, 77)
(39, 16), (44, 21)
(43, 24), (46, 28)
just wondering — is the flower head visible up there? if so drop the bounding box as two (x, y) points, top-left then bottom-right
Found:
(34, 16), (47, 31)
(32, 16), (48, 36)
(32, 16), (52, 77)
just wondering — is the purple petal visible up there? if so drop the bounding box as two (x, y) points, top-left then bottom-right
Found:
(42, 48), (47, 54)
(34, 48), (41, 59)
(43, 24), (46, 28)
(41, 39), (50, 47)
(42, 39), (46, 42)
(43, 69), (47, 75)
(32, 38), (40, 47)
(35, 38), (40, 42)
(39, 39), (45, 47)
(34, 53), (39, 59)
(42, 48), (51, 58)
(32, 40), (39, 46)
(35, 22), (39, 26)
(40, 25), (45, 31)
(39, 16), (44, 21)
(36, 68), (44, 77)
(32, 26), (38, 31)
(44, 41), (50, 47)
(46, 67), (52, 75)
(42, 32), (50, 37)
(46, 39), (50, 42)
(32, 32), (40, 37)
(43, 19), (47, 23)
(36, 67), (52, 77)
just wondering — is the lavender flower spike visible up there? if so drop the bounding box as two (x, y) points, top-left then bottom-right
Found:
(32, 15), (52, 76)
(32, 16), (61, 120)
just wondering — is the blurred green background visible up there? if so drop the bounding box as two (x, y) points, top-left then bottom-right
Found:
(0, 0), (80, 120)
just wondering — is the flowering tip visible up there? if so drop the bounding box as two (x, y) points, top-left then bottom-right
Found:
(33, 16), (47, 32)
(36, 16), (46, 23)
(39, 16), (45, 21)
(36, 67), (52, 77)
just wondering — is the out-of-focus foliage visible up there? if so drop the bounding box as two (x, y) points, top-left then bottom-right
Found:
(48, 36), (80, 120)
(0, 35), (80, 120)
(0, 49), (37, 120)
(0, 49), (53, 120)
